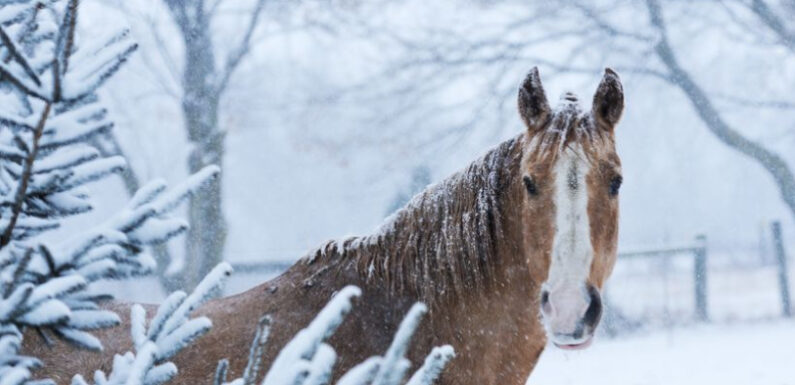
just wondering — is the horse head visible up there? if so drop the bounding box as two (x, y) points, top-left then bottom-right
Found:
(518, 67), (624, 349)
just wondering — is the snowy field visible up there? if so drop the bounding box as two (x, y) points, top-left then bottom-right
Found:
(530, 320), (795, 384)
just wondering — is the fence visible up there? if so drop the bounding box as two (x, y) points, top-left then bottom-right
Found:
(617, 234), (709, 321)
(771, 221), (792, 317)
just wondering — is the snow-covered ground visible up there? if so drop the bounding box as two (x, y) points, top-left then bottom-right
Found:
(530, 320), (795, 384)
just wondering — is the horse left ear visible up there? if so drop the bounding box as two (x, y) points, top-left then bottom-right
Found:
(518, 67), (551, 133)
(592, 68), (624, 130)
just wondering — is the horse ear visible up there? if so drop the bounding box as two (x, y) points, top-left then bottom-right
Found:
(592, 68), (624, 130)
(517, 67), (551, 133)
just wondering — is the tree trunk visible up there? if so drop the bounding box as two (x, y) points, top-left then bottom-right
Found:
(175, 5), (227, 291)
(646, 0), (795, 222)
(161, 0), (263, 290)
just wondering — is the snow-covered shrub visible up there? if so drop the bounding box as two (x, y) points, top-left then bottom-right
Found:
(71, 263), (233, 385)
(0, 0), (221, 383)
(215, 286), (455, 385)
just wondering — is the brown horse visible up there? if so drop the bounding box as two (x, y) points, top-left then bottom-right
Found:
(23, 67), (624, 384)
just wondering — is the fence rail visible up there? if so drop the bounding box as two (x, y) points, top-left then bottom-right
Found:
(619, 234), (709, 321)
(231, 261), (294, 274)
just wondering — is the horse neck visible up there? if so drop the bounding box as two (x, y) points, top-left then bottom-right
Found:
(221, 136), (542, 379)
(300, 135), (531, 308)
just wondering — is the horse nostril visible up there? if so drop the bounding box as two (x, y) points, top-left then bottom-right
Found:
(583, 285), (602, 327)
(540, 290), (552, 315)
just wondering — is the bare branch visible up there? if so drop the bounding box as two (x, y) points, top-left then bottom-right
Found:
(645, 0), (795, 220)
(748, 0), (795, 53)
(163, 0), (190, 35)
(207, 0), (225, 17)
(572, 1), (655, 42)
(713, 92), (795, 110)
(215, 0), (266, 94)
(530, 57), (671, 81)
(141, 14), (181, 98)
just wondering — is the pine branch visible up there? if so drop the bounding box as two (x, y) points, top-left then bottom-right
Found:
(0, 1), (225, 383)
(52, 0), (78, 101)
(371, 304), (427, 385)
(213, 359), (230, 385)
(0, 102), (51, 249)
(0, 60), (47, 100)
(405, 346), (454, 385)
(241, 315), (271, 385)
(215, 287), (453, 385)
(0, 24), (41, 87)
(87, 133), (181, 293)
(72, 263), (233, 385)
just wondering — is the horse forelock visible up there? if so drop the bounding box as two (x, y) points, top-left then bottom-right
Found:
(529, 101), (611, 165)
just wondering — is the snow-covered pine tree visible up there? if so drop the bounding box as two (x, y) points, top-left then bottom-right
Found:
(213, 286), (455, 385)
(0, 0), (221, 383)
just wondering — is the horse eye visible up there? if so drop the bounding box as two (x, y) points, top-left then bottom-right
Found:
(523, 176), (538, 196)
(609, 175), (623, 196)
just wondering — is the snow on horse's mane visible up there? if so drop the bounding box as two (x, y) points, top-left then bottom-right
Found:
(300, 136), (524, 304)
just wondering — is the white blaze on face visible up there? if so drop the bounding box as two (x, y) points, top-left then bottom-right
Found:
(542, 144), (593, 341)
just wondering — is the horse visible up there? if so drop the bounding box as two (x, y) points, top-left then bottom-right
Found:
(23, 67), (625, 384)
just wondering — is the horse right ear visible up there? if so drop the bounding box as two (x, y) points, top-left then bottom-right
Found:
(592, 68), (624, 130)
(518, 67), (551, 133)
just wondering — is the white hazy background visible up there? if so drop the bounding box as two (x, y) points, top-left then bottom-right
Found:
(78, 0), (795, 268)
(57, 0), (795, 383)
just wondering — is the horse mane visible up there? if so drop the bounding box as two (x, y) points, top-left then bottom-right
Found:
(299, 136), (525, 304)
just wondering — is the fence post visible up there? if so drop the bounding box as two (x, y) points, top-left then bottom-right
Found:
(694, 234), (708, 321)
(771, 221), (792, 317)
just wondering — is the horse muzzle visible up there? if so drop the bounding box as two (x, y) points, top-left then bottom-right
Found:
(540, 283), (603, 349)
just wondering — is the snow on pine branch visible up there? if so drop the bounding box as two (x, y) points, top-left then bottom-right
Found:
(0, 0), (137, 104)
(214, 286), (454, 385)
(403, 347), (455, 385)
(0, 165), (220, 322)
(339, 303), (454, 385)
(52, 165), (221, 271)
(0, 2), (224, 382)
(0, 166), (219, 383)
(0, 0), (138, 251)
(71, 263), (233, 385)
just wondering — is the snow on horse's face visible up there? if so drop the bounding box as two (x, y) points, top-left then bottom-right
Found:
(518, 68), (623, 349)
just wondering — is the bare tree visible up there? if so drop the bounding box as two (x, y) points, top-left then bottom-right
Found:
(642, 0), (795, 225)
(160, 0), (264, 290)
(333, 0), (795, 224)
(746, 0), (795, 53)
(559, 0), (795, 223)
(99, 0), (267, 291)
